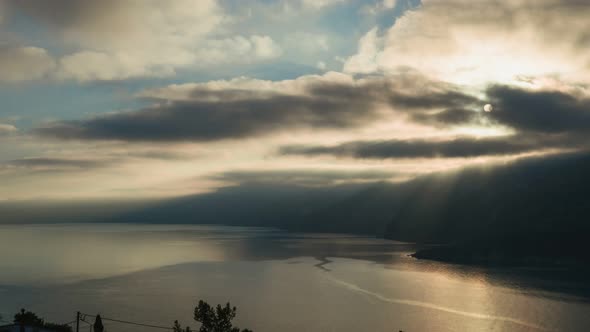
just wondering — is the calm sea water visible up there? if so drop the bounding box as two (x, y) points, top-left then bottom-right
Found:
(0, 224), (589, 332)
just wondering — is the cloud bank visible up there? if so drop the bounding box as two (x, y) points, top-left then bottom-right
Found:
(3, 0), (590, 199)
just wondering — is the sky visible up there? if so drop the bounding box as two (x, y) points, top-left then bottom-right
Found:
(0, 0), (589, 200)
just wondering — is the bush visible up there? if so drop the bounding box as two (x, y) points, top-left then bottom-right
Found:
(13, 309), (72, 332)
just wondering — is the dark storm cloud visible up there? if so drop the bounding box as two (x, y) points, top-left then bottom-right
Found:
(486, 85), (590, 133)
(389, 90), (480, 110)
(212, 169), (398, 186)
(125, 150), (194, 161)
(410, 108), (480, 126)
(278, 84), (590, 160)
(34, 94), (379, 142)
(1, 0), (131, 29)
(34, 76), (482, 142)
(3, 157), (110, 170)
(279, 134), (576, 159)
(34, 73), (590, 146)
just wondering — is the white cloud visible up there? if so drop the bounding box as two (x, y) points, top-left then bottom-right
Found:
(4, 0), (283, 81)
(57, 51), (176, 82)
(361, 0), (397, 15)
(345, 0), (590, 86)
(190, 35), (282, 65)
(53, 35), (281, 82)
(139, 71), (354, 102)
(343, 28), (381, 74)
(0, 46), (55, 82)
(7, 0), (222, 52)
(301, 0), (346, 9)
(250, 35), (283, 59)
(383, 0), (397, 8)
(284, 32), (330, 54)
(0, 123), (17, 136)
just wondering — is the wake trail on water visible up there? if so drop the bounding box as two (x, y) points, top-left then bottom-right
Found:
(325, 275), (551, 331)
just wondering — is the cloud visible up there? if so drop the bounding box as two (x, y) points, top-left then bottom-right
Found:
(34, 93), (379, 142)
(56, 51), (175, 82)
(279, 82), (590, 160)
(33, 71), (489, 142)
(342, 28), (381, 74)
(30, 73), (375, 142)
(4, 0), (221, 50)
(0, 123), (17, 136)
(250, 35), (283, 58)
(54, 35), (282, 82)
(279, 135), (561, 159)
(4, 0), (590, 201)
(3, 0), (218, 80)
(388, 86), (480, 110)
(486, 85), (590, 134)
(193, 35), (283, 64)
(3, 0), (282, 81)
(211, 168), (397, 186)
(361, 0), (398, 14)
(0, 46), (55, 82)
(123, 150), (195, 161)
(2, 157), (111, 171)
(344, 0), (590, 85)
(31, 65), (590, 164)
(300, 0), (347, 10)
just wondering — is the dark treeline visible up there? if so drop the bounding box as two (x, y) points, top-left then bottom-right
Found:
(3, 309), (73, 332)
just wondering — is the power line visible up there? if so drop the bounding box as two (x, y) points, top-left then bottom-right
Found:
(99, 317), (173, 330)
(78, 312), (174, 330)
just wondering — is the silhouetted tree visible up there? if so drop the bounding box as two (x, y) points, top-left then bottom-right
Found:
(194, 300), (252, 332)
(174, 320), (193, 332)
(174, 300), (252, 332)
(93, 314), (104, 332)
(14, 309), (44, 327)
(13, 309), (72, 332)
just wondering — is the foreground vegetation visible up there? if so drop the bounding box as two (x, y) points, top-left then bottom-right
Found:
(174, 300), (252, 332)
(2, 301), (252, 332)
(8, 309), (72, 332)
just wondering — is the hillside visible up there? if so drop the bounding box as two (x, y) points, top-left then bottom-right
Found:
(3, 152), (590, 264)
(101, 152), (590, 255)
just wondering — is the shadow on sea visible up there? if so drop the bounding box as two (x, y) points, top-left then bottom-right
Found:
(2, 226), (589, 306)
(135, 228), (590, 303)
